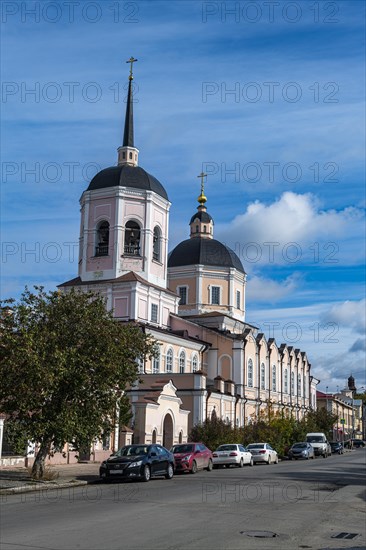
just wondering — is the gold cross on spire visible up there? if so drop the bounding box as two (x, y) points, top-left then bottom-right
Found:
(197, 171), (207, 205)
(126, 56), (138, 80)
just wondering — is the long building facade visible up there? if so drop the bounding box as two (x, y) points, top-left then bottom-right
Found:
(56, 63), (318, 461)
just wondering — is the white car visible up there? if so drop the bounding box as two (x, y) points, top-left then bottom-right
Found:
(246, 442), (279, 464)
(212, 444), (254, 468)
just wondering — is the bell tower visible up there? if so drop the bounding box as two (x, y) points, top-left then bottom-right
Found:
(77, 59), (171, 289)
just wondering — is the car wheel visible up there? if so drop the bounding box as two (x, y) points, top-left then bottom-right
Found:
(239, 458), (244, 468)
(206, 459), (213, 472)
(306, 454), (309, 460)
(275, 456), (279, 464)
(190, 460), (198, 474)
(165, 464), (174, 480)
(267, 456), (271, 465)
(323, 453), (327, 458)
(142, 465), (151, 482)
(311, 454), (315, 459)
(249, 457), (254, 467)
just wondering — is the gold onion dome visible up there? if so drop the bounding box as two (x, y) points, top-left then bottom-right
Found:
(198, 191), (207, 205)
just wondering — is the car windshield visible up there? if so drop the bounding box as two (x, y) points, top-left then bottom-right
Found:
(115, 446), (149, 457)
(293, 443), (307, 448)
(307, 436), (325, 443)
(217, 445), (237, 451)
(247, 444), (264, 449)
(171, 444), (194, 453)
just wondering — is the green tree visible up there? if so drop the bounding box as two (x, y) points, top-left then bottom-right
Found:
(189, 418), (235, 450)
(305, 408), (338, 436)
(0, 287), (155, 479)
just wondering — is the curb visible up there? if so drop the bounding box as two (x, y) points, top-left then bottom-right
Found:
(0, 478), (100, 495)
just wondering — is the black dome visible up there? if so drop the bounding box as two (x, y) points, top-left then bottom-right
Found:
(189, 211), (214, 224)
(87, 165), (168, 200)
(168, 238), (245, 273)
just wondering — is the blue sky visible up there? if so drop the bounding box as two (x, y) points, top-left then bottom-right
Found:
(1, 0), (365, 391)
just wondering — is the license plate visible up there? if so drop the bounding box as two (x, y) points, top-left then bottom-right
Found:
(110, 470), (124, 474)
(221, 454), (228, 457)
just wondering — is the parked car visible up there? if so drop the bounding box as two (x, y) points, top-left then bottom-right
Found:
(99, 444), (174, 482)
(212, 444), (254, 468)
(288, 442), (315, 460)
(305, 433), (331, 457)
(330, 441), (344, 454)
(246, 443), (279, 464)
(170, 442), (213, 473)
(352, 439), (365, 448)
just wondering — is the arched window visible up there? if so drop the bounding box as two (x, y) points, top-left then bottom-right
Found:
(297, 374), (301, 396)
(303, 376), (307, 398)
(247, 359), (253, 388)
(179, 431), (183, 443)
(260, 363), (265, 390)
(95, 221), (109, 256)
(211, 408), (217, 421)
(152, 429), (157, 444)
(166, 348), (173, 373)
(153, 226), (161, 262)
(196, 225), (199, 233)
(192, 354), (198, 372)
(179, 350), (186, 373)
(272, 365), (277, 392)
(284, 368), (288, 393)
(124, 221), (141, 256)
(291, 372), (295, 395)
(152, 346), (160, 374)
(203, 225), (207, 233)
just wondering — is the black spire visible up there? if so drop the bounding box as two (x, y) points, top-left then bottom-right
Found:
(123, 57), (138, 147)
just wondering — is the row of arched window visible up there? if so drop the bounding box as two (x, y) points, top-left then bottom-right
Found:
(94, 220), (162, 262)
(139, 349), (199, 375)
(247, 359), (307, 397)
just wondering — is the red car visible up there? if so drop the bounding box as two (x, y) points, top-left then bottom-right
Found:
(171, 442), (213, 473)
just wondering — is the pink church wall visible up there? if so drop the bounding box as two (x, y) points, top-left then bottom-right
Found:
(138, 298), (148, 320)
(86, 197), (116, 271)
(113, 296), (129, 318)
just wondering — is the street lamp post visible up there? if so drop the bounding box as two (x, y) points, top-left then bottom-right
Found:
(326, 386), (329, 412)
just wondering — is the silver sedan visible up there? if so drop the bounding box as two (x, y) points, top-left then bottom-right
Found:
(212, 444), (254, 468)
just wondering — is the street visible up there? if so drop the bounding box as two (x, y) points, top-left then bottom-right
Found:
(1, 450), (365, 550)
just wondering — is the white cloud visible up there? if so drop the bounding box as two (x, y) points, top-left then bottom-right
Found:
(321, 299), (366, 335)
(216, 192), (364, 265)
(246, 274), (300, 303)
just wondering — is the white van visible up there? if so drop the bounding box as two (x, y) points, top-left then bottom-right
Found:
(305, 433), (331, 458)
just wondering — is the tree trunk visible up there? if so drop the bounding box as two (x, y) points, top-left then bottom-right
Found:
(31, 438), (52, 480)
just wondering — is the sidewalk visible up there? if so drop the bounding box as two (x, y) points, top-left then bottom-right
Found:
(0, 462), (101, 495)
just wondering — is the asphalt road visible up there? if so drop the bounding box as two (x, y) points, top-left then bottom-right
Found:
(1, 451), (365, 550)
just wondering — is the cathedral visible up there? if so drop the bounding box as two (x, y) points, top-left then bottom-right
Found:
(59, 60), (318, 462)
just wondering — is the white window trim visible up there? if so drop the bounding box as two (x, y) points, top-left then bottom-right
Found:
(178, 348), (186, 374)
(150, 303), (158, 324)
(247, 358), (254, 388)
(165, 347), (174, 373)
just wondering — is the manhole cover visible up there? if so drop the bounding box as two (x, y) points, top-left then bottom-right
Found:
(331, 532), (359, 540)
(240, 530), (278, 538)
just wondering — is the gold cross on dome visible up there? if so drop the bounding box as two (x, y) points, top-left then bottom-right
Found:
(197, 171), (207, 195)
(126, 57), (138, 80)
